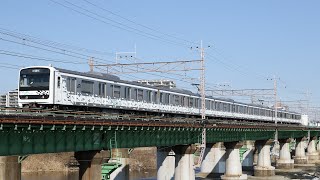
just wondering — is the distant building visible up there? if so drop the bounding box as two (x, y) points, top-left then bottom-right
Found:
(135, 80), (176, 89)
(0, 90), (18, 107)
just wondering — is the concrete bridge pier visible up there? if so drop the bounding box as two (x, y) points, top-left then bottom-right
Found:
(294, 137), (307, 164)
(276, 139), (294, 169)
(75, 151), (100, 180)
(201, 142), (226, 174)
(242, 141), (254, 171)
(317, 139), (320, 154)
(307, 137), (318, 163)
(173, 145), (197, 180)
(253, 149), (258, 165)
(0, 156), (21, 180)
(108, 148), (130, 180)
(254, 140), (275, 177)
(221, 142), (247, 180)
(157, 147), (175, 180)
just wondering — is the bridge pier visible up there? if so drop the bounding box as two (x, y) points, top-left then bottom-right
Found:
(108, 148), (130, 180)
(173, 145), (196, 180)
(221, 142), (247, 180)
(242, 141), (254, 171)
(75, 151), (101, 180)
(157, 147), (175, 180)
(294, 137), (307, 164)
(317, 139), (320, 154)
(253, 149), (258, 165)
(0, 156), (21, 180)
(254, 140), (275, 177)
(75, 150), (113, 180)
(201, 142), (226, 174)
(307, 137), (318, 163)
(276, 139), (294, 169)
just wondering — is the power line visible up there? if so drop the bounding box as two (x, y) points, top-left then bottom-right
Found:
(0, 29), (204, 87)
(48, 0), (189, 48)
(0, 27), (114, 56)
(0, 65), (19, 70)
(81, 0), (198, 46)
(0, 49), (86, 65)
(0, 30), (111, 64)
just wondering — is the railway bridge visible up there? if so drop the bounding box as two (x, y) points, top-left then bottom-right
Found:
(0, 108), (319, 180)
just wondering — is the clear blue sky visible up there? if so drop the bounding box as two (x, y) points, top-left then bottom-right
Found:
(1, 0), (320, 108)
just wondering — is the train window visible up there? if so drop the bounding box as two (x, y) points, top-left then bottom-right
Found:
(215, 102), (219, 111)
(232, 105), (235, 112)
(112, 85), (121, 98)
(165, 94), (170, 105)
(173, 95), (179, 105)
(182, 96), (188, 107)
(57, 77), (61, 88)
(239, 106), (243, 113)
(154, 91), (158, 103)
(223, 103), (227, 111)
(205, 100), (210, 109)
(131, 88), (136, 100)
(98, 83), (106, 97)
(193, 98), (197, 108)
(81, 80), (94, 94)
(67, 78), (76, 93)
(147, 90), (152, 102)
(137, 89), (143, 101)
(71, 79), (76, 93)
(124, 87), (131, 100)
(215, 102), (218, 110)
(189, 98), (194, 107)
(159, 93), (164, 104)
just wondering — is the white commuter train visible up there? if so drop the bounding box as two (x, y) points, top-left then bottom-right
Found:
(18, 66), (303, 124)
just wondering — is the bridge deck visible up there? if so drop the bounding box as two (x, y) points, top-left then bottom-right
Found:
(0, 108), (317, 156)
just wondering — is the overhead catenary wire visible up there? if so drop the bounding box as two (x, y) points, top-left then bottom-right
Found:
(48, 0), (190, 48)
(0, 27), (114, 57)
(0, 31), (201, 85)
(81, 0), (199, 46)
(0, 49), (87, 65)
(0, 30), (111, 65)
(0, 27), (212, 89)
(0, 65), (20, 70)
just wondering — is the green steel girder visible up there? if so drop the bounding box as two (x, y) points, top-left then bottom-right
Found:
(278, 130), (308, 140)
(206, 128), (275, 143)
(310, 130), (320, 138)
(0, 123), (319, 156)
(0, 124), (202, 156)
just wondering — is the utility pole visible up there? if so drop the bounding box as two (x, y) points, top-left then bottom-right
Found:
(273, 75), (278, 143)
(267, 76), (278, 142)
(192, 40), (208, 167)
(88, 57), (94, 72)
(200, 41), (206, 120)
(274, 75), (278, 125)
(305, 90), (311, 126)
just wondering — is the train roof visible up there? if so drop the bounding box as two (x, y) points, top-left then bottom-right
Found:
(55, 67), (197, 95)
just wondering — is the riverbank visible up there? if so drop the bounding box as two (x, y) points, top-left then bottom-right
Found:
(21, 147), (157, 173)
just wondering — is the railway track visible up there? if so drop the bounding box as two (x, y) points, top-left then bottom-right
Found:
(0, 107), (313, 130)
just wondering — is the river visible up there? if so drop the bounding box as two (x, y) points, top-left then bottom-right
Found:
(21, 166), (320, 180)
(21, 170), (157, 180)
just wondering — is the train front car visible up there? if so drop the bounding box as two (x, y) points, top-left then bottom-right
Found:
(18, 66), (55, 107)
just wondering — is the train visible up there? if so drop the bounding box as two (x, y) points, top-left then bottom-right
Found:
(18, 66), (305, 124)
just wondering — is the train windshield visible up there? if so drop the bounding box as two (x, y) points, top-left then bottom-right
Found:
(19, 68), (50, 91)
